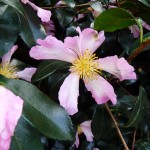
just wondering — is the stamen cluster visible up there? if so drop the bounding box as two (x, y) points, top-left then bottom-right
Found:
(70, 49), (101, 81)
(0, 63), (17, 79)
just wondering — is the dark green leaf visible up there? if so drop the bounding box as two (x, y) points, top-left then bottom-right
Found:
(124, 87), (148, 128)
(135, 140), (150, 150)
(128, 32), (150, 55)
(0, 75), (75, 141)
(0, 0), (46, 46)
(0, 4), (19, 57)
(94, 8), (136, 32)
(63, 0), (75, 8)
(32, 60), (71, 82)
(91, 105), (113, 140)
(138, 0), (150, 7)
(55, 8), (75, 28)
(10, 117), (44, 150)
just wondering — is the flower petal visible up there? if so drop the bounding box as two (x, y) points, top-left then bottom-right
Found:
(80, 120), (93, 142)
(16, 67), (37, 82)
(84, 75), (117, 104)
(129, 25), (140, 38)
(58, 73), (80, 115)
(20, 0), (29, 4)
(76, 27), (105, 54)
(64, 36), (81, 56)
(98, 55), (136, 81)
(0, 86), (23, 150)
(74, 132), (80, 148)
(30, 35), (77, 63)
(2, 45), (18, 64)
(37, 7), (51, 22)
(142, 20), (150, 31)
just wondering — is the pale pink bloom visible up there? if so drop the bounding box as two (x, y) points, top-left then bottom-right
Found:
(74, 120), (93, 148)
(20, 0), (51, 22)
(30, 27), (136, 115)
(0, 45), (36, 82)
(93, 148), (100, 150)
(0, 86), (23, 150)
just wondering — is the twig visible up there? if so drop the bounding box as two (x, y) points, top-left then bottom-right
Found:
(132, 130), (136, 150)
(105, 103), (129, 150)
(127, 39), (150, 63)
(42, 2), (92, 9)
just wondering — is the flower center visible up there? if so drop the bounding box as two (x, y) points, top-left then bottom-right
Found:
(77, 126), (82, 135)
(0, 63), (18, 79)
(70, 49), (101, 81)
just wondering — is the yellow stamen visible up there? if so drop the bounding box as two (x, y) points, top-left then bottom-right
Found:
(0, 62), (18, 79)
(70, 49), (101, 81)
(77, 126), (82, 135)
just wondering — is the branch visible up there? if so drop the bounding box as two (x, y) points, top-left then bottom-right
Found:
(105, 104), (129, 150)
(127, 38), (150, 63)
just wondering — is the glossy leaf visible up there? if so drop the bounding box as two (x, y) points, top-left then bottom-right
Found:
(124, 87), (148, 128)
(138, 0), (150, 7)
(63, 0), (75, 8)
(135, 140), (150, 150)
(94, 8), (136, 32)
(91, 105), (113, 140)
(0, 75), (75, 141)
(10, 117), (44, 150)
(0, 4), (19, 57)
(128, 32), (150, 55)
(32, 60), (71, 82)
(0, 0), (46, 46)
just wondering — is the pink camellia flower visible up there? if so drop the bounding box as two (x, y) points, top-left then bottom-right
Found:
(20, 0), (51, 22)
(30, 27), (136, 115)
(0, 45), (36, 82)
(0, 86), (23, 150)
(74, 120), (93, 148)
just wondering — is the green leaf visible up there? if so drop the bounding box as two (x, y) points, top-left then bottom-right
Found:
(63, 0), (75, 8)
(55, 8), (75, 28)
(0, 0), (46, 46)
(91, 105), (113, 140)
(135, 140), (150, 150)
(124, 87), (148, 128)
(128, 32), (150, 55)
(32, 60), (71, 82)
(94, 8), (136, 32)
(138, 0), (150, 7)
(10, 117), (44, 150)
(0, 4), (19, 57)
(0, 75), (75, 141)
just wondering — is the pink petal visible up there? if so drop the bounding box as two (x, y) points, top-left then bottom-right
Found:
(74, 132), (80, 148)
(0, 138), (11, 150)
(0, 86), (23, 150)
(30, 35), (77, 63)
(20, 0), (29, 4)
(80, 120), (93, 142)
(16, 68), (37, 82)
(129, 25), (140, 38)
(58, 73), (80, 115)
(21, 0), (51, 23)
(98, 56), (136, 81)
(64, 36), (81, 56)
(142, 20), (150, 31)
(84, 75), (117, 105)
(2, 45), (18, 64)
(76, 27), (105, 54)
(37, 7), (51, 23)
